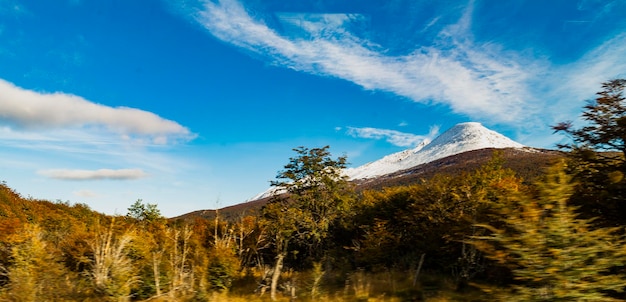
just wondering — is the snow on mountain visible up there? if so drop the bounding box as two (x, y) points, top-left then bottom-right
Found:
(248, 186), (284, 202)
(249, 122), (524, 201)
(344, 122), (524, 179)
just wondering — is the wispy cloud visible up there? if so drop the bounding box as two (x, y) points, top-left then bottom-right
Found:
(0, 79), (195, 144)
(175, 0), (626, 144)
(38, 168), (148, 180)
(555, 33), (626, 101)
(0, 83), (191, 178)
(347, 126), (440, 148)
(190, 0), (535, 123)
(526, 32), (626, 135)
(0, 125), (190, 177)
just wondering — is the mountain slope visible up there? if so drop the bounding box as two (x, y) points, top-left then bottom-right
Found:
(245, 122), (527, 202)
(345, 122), (524, 179)
(172, 147), (563, 222)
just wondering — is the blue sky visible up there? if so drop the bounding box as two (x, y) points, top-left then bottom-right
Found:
(1, 0), (625, 217)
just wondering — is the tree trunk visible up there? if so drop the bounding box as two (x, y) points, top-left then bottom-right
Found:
(152, 251), (162, 296)
(270, 253), (285, 301)
(412, 253), (426, 287)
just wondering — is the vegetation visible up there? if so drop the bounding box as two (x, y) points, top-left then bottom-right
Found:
(261, 146), (353, 300)
(472, 163), (626, 300)
(553, 79), (626, 225)
(1, 79), (626, 301)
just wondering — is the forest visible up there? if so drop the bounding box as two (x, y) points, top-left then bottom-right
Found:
(1, 79), (626, 301)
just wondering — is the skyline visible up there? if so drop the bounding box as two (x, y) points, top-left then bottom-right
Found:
(1, 0), (625, 217)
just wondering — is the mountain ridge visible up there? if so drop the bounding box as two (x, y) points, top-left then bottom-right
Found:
(250, 122), (525, 201)
(172, 147), (562, 222)
(345, 122), (524, 179)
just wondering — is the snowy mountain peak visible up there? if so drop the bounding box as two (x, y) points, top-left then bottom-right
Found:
(249, 122), (525, 201)
(422, 122), (522, 152)
(344, 122), (524, 180)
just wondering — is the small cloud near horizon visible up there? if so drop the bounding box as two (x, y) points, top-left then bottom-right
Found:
(73, 189), (99, 198)
(347, 125), (440, 148)
(38, 168), (149, 181)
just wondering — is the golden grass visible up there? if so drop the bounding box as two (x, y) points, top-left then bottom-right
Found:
(183, 268), (488, 302)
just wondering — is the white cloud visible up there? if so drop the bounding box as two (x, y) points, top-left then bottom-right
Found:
(347, 125), (440, 148)
(73, 189), (98, 198)
(518, 32), (626, 145)
(38, 168), (148, 180)
(0, 124), (191, 179)
(556, 33), (626, 102)
(192, 0), (535, 123)
(0, 79), (194, 144)
(179, 0), (626, 148)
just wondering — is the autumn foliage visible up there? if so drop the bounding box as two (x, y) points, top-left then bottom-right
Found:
(1, 79), (626, 301)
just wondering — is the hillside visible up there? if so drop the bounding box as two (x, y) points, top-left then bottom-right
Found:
(1, 147), (563, 223)
(173, 122), (559, 222)
(354, 147), (562, 190)
(171, 147), (564, 222)
(0, 182), (104, 226)
(250, 122), (526, 201)
(346, 122), (524, 180)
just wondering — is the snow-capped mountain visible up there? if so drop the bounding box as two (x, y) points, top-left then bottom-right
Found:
(249, 122), (524, 201)
(345, 122), (524, 179)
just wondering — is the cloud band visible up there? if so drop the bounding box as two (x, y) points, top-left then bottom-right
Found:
(0, 79), (194, 144)
(38, 168), (149, 180)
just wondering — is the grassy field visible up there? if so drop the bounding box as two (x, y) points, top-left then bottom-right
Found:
(161, 268), (488, 302)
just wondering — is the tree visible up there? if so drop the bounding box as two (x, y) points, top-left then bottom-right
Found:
(206, 222), (240, 292)
(89, 218), (138, 301)
(0, 224), (76, 301)
(553, 79), (626, 225)
(271, 146), (353, 260)
(262, 146), (354, 300)
(165, 225), (194, 298)
(126, 199), (162, 222)
(472, 163), (626, 301)
(554, 79), (626, 155)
